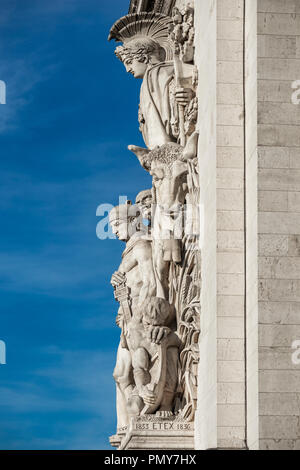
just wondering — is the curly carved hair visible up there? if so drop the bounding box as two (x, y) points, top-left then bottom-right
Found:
(140, 143), (184, 172)
(115, 37), (165, 65)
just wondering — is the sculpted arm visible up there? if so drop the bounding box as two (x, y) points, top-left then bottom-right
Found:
(111, 255), (138, 287)
(135, 241), (156, 305)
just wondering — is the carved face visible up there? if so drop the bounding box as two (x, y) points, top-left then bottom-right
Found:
(110, 219), (130, 242)
(150, 162), (166, 182)
(116, 38), (165, 79)
(124, 58), (148, 79)
(139, 195), (152, 220)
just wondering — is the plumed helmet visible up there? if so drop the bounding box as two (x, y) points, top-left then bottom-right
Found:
(108, 12), (174, 61)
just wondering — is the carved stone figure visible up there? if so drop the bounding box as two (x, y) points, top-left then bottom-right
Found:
(135, 189), (153, 225)
(109, 12), (196, 149)
(109, 202), (180, 433)
(128, 0), (176, 16)
(129, 132), (199, 249)
(107, 4), (200, 450)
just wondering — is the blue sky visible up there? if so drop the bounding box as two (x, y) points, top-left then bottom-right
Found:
(0, 0), (151, 449)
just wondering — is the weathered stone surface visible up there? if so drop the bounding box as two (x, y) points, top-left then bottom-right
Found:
(217, 339), (245, 361)
(112, 416), (194, 450)
(259, 301), (300, 324)
(259, 324), (300, 347)
(103, 0), (300, 452)
(259, 370), (300, 393)
(258, 1), (300, 451)
(260, 416), (300, 440)
(217, 84), (244, 106)
(258, 234), (289, 256)
(108, 2), (200, 450)
(259, 348), (300, 370)
(258, 191), (288, 212)
(217, 19), (243, 41)
(258, 12), (300, 36)
(258, 0), (300, 14)
(260, 439), (300, 451)
(217, 295), (245, 317)
(217, 231), (245, 253)
(259, 256), (300, 280)
(259, 279), (300, 302)
(258, 35), (297, 59)
(218, 361), (245, 383)
(218, 428), (246, 449)
(218, 382), (245, 404)
(258, 212), (300, 235)
(217, 253), (245, 274)
(217, 211), (245, 231)
(258, 147), (290, 169)
(258, 81), (296, 104)
(217, 0), (244, 20)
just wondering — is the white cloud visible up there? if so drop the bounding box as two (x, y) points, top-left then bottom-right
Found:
(0, 56), (58, 134)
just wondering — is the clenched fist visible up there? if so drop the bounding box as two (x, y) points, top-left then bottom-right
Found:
(175, 87), (195, 107)
(111, 271), (126, 287)
(147, 326), (171, 345)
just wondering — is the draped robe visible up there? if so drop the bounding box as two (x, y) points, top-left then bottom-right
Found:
(139, 62), (178, 149)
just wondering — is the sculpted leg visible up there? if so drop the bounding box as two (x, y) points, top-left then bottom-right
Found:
(113, 344), (134, 428)
(153, 240), (170, 300)
(132, 347), (151, 390)
(132, 347), (158, 407)
(156, 346), (179, 417)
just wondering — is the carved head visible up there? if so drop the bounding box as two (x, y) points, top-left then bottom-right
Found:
(135, 189), (152, 221)
(142, 297), (175, 328)
(109, 202), (141, 242)
(109, 13), (173, 78)
(115, 37), (166, 78)
(129, 143), (183, 173)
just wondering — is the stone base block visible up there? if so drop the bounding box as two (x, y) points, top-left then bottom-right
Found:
(110, 416), (195, 450)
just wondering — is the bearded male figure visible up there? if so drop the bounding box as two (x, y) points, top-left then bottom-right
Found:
(109, 202), (180, 433)
(135, 188), (153, 227)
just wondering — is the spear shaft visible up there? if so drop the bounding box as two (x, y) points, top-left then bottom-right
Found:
(174, 54), (186, 148)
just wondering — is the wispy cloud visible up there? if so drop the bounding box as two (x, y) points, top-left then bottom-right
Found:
(0, 56), (58, 134)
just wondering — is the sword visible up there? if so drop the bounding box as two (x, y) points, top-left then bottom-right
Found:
(114, 281), (132, 326)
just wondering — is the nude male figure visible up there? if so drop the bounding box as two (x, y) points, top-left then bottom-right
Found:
(110, 203), (179, 425)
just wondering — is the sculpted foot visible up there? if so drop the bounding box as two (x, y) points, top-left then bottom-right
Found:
(140, 386), (157, 406)
(127, 395), (144, 416)
(155, 410), (174, 418)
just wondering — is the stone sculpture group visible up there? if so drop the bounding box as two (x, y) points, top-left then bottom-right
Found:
(107, 5), (200, 449)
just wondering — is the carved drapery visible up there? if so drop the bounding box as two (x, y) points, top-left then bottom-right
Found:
(108, 3), (200, 450)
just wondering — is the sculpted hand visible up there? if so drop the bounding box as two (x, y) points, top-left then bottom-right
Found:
(116, 312), (123, 327)
(175, 87), (195, 107)
(111, 271), (126, 287)
(148, 326), (171, 345)
(141, 386), (157, 406)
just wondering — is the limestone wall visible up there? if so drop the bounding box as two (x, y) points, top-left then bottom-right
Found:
(245, 0), (259, 451)
(195, 0), (258, 450)
(194, 0), (218, 450)
(216, 0), (247, 449)
(193, 0), (300, 450)
(257, 0), (300, 450)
